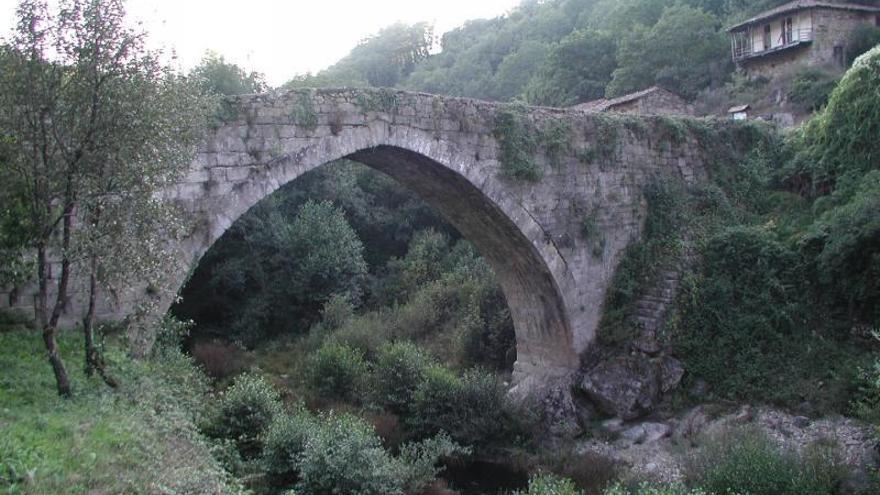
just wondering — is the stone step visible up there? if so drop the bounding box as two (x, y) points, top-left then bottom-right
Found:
(633, 316), (660, 330)
(637, 295), (671, 306)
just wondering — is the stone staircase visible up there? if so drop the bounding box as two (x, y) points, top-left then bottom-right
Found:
(629, 260), (688, 355)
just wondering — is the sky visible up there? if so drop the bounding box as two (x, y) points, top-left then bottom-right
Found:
(0, 0), (522, 86)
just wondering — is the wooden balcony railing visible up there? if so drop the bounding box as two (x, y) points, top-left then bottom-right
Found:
(732, 27), (813, 62)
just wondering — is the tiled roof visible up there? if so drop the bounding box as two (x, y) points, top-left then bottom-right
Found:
(728, 1), (880, 31)
(573, 87), (678, 112)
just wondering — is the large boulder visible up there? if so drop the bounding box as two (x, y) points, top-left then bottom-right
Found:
(580, 355), (660, 420)
(541, 377), (584, 438)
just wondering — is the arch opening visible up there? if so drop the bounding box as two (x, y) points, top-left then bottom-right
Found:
(172, 143), (579, 384)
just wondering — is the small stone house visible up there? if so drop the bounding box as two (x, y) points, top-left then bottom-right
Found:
(573, 87), (693, 116)
(728, 104), (751, 120)
(728, 1), (880, 76)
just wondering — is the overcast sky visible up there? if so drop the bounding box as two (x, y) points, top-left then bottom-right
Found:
(0, 0), (521, 86)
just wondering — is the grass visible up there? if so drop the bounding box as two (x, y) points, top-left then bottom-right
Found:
(0, 327), (244, 494)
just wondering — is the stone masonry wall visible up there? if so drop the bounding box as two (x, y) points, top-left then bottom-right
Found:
(0, 88), (744, 389)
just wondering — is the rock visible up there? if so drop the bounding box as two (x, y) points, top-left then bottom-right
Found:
(601, 418), (624, 433)
(688, 378), (710, 399)
(792, 415), (810, 428)
(581, 356), (660, 420)
(620, 422), (671, 445)
(642, 422), (672, 443)
(673, 406), (710, 442)
(541, 378), (584, 438)
(572, 393), (597, 429)
(733, 405), (753, 423)
(632, 328), (662, 355)
(659, 357), (685, 393)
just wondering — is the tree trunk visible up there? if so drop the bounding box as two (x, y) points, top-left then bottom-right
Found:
(37, 243), (72, 397)
(83, 254), (118, 388)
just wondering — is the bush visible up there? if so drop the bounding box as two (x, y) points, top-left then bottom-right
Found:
(206, 372), (282, 458)
(372, 341), (434, 414)
(190, 339), (248, 379)
(675, 225), (810, 401)
(788, 67), (839, 112)
(803, 171), (880, 326)
(408, 366), (507, 446)
(852, 346), (880, 423)
(262, 410), (465, 495)
(847, 25), (880, 66)
(305, 341), (368, 402)
(294, 412), (402, 495)
(687, 426), (846, 495)
(785, 46), (880, 193)
(396, 433), (469, 494)
(261, 408), (317, 481)
(515, 473), (582, 495)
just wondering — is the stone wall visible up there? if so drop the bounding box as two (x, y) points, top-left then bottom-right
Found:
(0, 88), (747, 390)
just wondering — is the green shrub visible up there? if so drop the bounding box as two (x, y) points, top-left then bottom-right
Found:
(395, 433), (469, 494)
(494, 103), (542, 181)
(515, 473), (582, 495)
(802, 171), (880, 326)
(788, 67), (839, 112)
(687, 426), (846, 495)
(261, 408), (317, 481)
(206, 372), (282, 458)
(293, 91), (318, 130)
(852, 349), (880, 423)
(295, 412), (402, 495)
(847, 25), (880, 66)
(319, 293), (355, 331)
(785, 46), (880, 194)
(372, 342), (434, 414)
(305, 341), (368, 402)
(408, 366), (507, 446)
(675, 225), (810, 401)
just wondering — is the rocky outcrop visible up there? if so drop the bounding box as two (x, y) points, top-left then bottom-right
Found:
(580, 355), (685, 421)
(540, 377), (584, 438)
(576, 405), (880, 491)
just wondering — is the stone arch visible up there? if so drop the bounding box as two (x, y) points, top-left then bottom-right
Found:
(172, 121), (581, 385)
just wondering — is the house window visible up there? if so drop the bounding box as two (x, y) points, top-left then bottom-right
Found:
(785, 17), (793, 43)
(763, 24), (772, 49)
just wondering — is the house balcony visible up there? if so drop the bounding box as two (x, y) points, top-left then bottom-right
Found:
(732, 28), (814, 62)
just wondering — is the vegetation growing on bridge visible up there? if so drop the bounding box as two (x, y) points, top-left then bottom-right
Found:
(292, 90), (319, 131)
(493, 104), (578, 181)
(598, 47), (880, 417)
(355, 87), (401, 114)
(494, 103), (544, 181)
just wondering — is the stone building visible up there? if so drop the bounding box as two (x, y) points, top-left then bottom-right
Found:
(728, 0), (880, 76)
(572, 86), (693, 116)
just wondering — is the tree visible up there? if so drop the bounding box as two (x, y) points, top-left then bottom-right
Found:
(0, 0), (208, 395)
(286, 22), (434, 89)
(174, 197), (366, 344)
(606, 4), (729, 98)
(189, 51), (266, 95)
(524, 28), (617, 106)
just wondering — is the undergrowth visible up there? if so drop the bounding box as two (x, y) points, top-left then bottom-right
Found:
(0, 326), (244, 494)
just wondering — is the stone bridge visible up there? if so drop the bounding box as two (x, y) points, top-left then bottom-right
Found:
(1, 88), (741, 388)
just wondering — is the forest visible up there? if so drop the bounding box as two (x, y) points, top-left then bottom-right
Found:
(1, 0), (880, 494)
